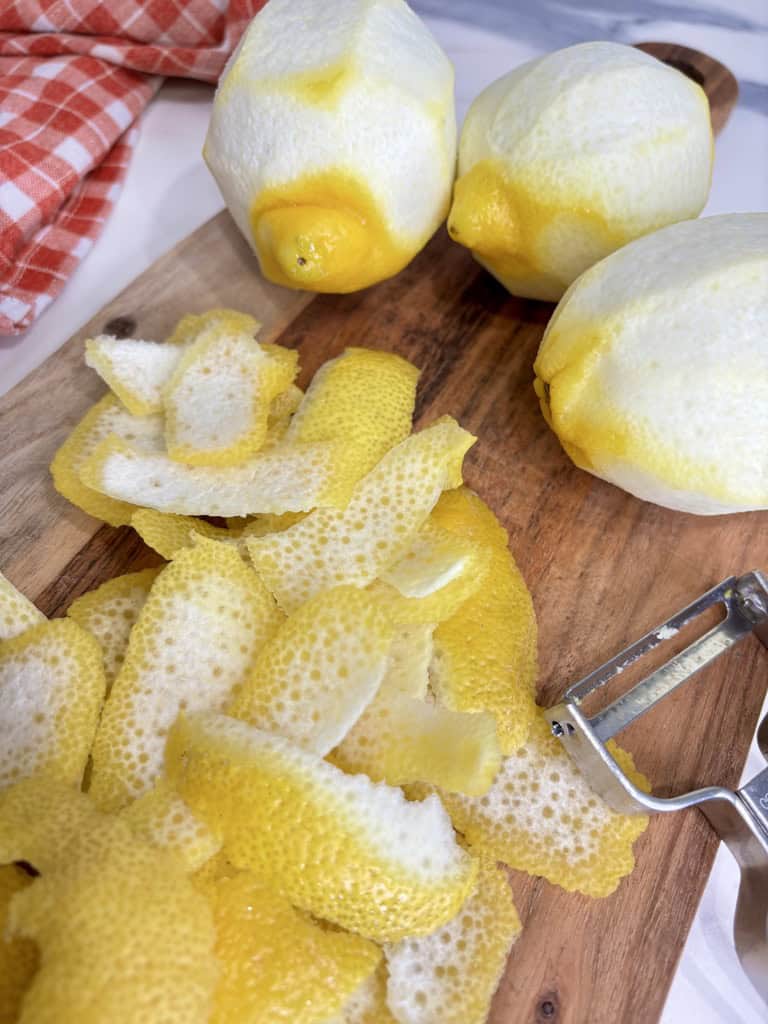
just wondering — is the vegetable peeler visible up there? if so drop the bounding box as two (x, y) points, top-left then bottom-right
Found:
(547, 571), (768, 1002)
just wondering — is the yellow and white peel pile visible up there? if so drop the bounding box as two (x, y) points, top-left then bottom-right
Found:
(0, 308), (649, 1024)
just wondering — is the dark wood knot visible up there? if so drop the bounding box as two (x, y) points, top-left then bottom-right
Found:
(103, 315), (137, 338)
(536, 992), (560, 1021)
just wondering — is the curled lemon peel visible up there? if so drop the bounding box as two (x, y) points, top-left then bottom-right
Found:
(166, 712), (478, 941)
(89, 540), (283, 811)
(429, 488), (539, 754)
(80, 435), (358, 518)
(247, 417), (476, 613)
(439, 715), (650, 898)
(163, 327), (298, 466)
(228, 585), (394, 756)
(50, 394), (163, 526)
(384, 854), (522, 1024)
(0, 779), (218, 1024)
(66, 568), (160, 693)
(84, 335), (182, 416)
(286, 347), (419, 481)
(201, 868), (381, 1024)
(0, 619), (106, 791)
(0, 572), (44, 642)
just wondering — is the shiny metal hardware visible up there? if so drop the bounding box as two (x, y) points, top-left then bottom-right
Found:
(547, 571), (768, 1003)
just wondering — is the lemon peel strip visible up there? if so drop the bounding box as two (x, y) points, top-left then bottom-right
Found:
(67, 567), (161, 693)
(286, 347), (419, 481)
(0, 572), (45, 642)
(80, 434), (357, 518)
(0, 618), (106, 791)
(384, 854), (521, 1024)
(247, 416), (476, 613)
(50, 393), (164, 526)
(440, 715), (650, 898)
(228, 585), (394, 756)
(167, 712), (478, 941)
(85, 335), (183, 415)
(164, 327), (298, 466)
(89, 540), (283, 811)
(201, 869), (381, 1024)
(429, 487), (539, 753)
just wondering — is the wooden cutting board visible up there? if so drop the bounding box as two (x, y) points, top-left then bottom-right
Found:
(1, 212), (766, 1024)
(0, 45), (758, 1024)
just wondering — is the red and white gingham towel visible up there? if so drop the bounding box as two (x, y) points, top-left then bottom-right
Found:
(0, 1), (267, 336)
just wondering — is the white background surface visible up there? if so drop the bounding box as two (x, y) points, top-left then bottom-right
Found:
(1, 12), (767, 1024)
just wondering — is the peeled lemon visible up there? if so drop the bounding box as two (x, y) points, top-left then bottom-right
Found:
(534, 214), (768, 514)
(448, 41), (712, 300)
(204, 0), (456, 292)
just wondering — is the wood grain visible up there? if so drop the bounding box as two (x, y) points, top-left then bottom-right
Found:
(1, 216), (765, 1024)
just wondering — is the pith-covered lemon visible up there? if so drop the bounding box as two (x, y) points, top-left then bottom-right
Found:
(534, 214), (768, 513)
(204, 0), (456, 292)
(449, 41), (712, 300)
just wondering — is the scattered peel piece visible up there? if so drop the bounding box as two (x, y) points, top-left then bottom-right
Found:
(89, 540), (283, 811)
(439, 715), (650, 898)
(50, 394), (164, 526)
(286, 347), (419, 481)
(201, 869), (381, 1024)
(0, 618), (106, 790)
(164, 327), (298, 466)
(67, 568), (160, 692)
(165, 308), (260, 346)
(331, 689), (500, 797)
(247, 416), (476, 613)
(0, 864), (38, 1024)
(85, 335), (182, 415)
(0, 572), (44, 642)
(430, 488), (538, 753)
(1, 779), (218, 1024)
(384, 855), (522, 1024)
(80, 436), (357, 518)
(228, 586), (393, 756)
(167, 712), (478, 941)
(120, 778), (222, 873)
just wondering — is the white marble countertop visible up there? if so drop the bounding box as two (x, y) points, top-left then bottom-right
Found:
(1, 5), (766, 1021)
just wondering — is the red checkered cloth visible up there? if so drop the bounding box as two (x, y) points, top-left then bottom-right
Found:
(0, 1), (267, 336)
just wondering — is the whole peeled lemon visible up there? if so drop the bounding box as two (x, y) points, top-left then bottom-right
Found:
(204, 0), (456, 293)
(534, 214), (768, 515)
(448, 42), (713, 301)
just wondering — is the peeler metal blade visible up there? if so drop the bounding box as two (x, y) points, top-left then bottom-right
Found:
(547, 571), (768, 1003)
